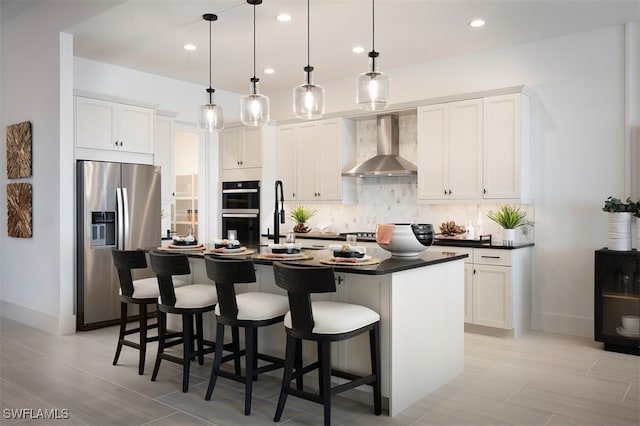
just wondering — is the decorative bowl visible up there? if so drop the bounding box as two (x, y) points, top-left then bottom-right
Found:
(376, 223), (434, 257)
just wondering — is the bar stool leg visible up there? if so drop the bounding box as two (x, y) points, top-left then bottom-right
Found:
(319, 341), (332, 426)
(274, 334), (296, 422)
(151, 311), (166, 382)
(370, 324), (382, 415)
(138, 303), (148, 375)
(113, 302), (127, 366)
(205, 322), (225, 401)
(182, 314), (194, 392)
(195, 313), (204, 365)
(295, 339), (303, 390)
(232, 326), (241, 375)
(244, 327), (255, 415)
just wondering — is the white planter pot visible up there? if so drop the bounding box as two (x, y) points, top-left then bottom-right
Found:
(607, 212), (632, 251)
(503, 228), (516, 246)
(636, 217), (640, 250)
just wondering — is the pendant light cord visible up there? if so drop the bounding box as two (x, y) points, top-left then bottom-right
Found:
(252, 3), (257, 79)
(208, 17), (213, 102)
(371, 0), (375, 52)
(306, 0), (310, 67)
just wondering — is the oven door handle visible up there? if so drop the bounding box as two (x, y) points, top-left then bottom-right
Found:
(222, 188), (259, 194)
(222, 213), (259, 218)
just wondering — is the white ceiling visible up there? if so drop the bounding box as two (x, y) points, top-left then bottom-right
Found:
(65, 0), (639, 95)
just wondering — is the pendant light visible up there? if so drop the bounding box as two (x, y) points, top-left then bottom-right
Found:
(241, 0), (270, 126)
(356, 0), (390, 111)
(293, 0), (324, 119)
(198, 13), (224, 132)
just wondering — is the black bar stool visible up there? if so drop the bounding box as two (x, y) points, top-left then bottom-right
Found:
(149, 251), (220, 392)
(203, 256), (289, 415)
(111, 248), (178, 375)
(272, 262), (382, 426)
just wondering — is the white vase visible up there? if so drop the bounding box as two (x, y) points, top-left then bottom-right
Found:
(503, 228), (516, 246)
(607, 212), (632, 251)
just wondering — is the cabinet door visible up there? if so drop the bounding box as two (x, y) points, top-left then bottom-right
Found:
(464, 263), (474, 324)
(417, 105), (448, 200)
(296, 123), (318, 200)
(473, 264), (512, 329)
(241, 127), (263, 168)
(76, 97), (118, 150)
(483, 94), (523, 199)
(276, 125), (298, 200)
(315, 119), (342, 201)
(117, 104), (154, 154)
(448, 99), (483, 199)
(221, 127), (241, 169)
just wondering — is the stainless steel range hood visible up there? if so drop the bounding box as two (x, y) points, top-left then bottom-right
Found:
(342, 114), (417, 177)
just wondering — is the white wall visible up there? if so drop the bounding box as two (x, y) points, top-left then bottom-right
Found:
(0, 1), (121, 334)
(268, 25), (631, 337)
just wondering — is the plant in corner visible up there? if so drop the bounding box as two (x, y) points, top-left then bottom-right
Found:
(487, 205), (529, 245)
(289, 205), (317, 233)
(602, 196), (635, 251)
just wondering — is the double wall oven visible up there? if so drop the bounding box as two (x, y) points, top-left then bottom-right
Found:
(221, 180), (260, 245)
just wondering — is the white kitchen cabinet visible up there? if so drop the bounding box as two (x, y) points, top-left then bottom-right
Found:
(221, 126), (262, 170)
(276, 118), (355, 202)
(154, 114), (176, 235)
(417, 99), (483, 200)
(482, 93), (531, 201)
(75, 96), (155, 154)
(465, 247), (532, 337)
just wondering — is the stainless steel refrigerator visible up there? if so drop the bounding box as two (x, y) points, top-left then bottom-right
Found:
(76, 160), (161, 330)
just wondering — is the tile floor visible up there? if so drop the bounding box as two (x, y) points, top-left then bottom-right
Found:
(0, 317), (638, 426)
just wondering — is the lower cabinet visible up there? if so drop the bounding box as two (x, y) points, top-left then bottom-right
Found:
(463, 246), (532, 337)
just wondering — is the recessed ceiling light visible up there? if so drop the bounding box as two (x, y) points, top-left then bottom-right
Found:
(264, 68), (275, 75)
(183, 43), (197, 51)
(469, 19), (485, 28)
(276, 13), (291, 22)
(352, 46), (365, 54)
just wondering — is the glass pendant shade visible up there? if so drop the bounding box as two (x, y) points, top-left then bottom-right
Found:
(199, 96), (224, 132)
(356, 67), (390, 111)
(241, 80), (270, 126)
(293, 69), (324, 119)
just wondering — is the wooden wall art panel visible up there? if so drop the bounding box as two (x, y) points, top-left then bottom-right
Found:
(6, 121), (32, 178)
(7, 182), (32, 238)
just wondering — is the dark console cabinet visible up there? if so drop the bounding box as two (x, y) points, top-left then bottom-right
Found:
(594, 249), (640, 355)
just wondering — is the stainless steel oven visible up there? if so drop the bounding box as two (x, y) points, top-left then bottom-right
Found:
(221, 180), (260, 244)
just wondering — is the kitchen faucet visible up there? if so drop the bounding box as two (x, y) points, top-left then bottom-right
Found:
(273, 180), (285, 243)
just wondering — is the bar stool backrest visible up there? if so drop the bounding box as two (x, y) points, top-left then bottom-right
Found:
(204, 256), (256, 320)
(149, 252), (191, 307)
(112, 249), (148, 298)
(272, 262), (336, 334)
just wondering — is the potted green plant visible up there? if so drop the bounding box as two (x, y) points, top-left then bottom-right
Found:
(289, 205), (317, 233)
(487, 205), (529, 245)
(602, 196), (634, 251)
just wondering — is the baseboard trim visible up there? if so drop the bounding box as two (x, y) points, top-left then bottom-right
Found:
(532, 311), (593, 338)
(0, 300), (76, 335)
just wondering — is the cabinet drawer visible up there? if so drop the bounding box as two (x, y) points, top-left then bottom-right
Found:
(473, 249), (512, 266)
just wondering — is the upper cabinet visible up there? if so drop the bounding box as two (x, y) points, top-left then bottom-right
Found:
(483, 93), (531, 201)
(417, 92), (531, 202)
(221, 126), (263, 170)
(75, 96), (155, 155)
(276, 118), (355, 203)
(417, 99), (483, 200)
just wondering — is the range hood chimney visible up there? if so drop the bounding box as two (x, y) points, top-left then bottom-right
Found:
(342, 114), (417, 177)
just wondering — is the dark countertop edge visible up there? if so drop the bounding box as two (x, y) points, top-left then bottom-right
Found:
(262, 234), (534, 250)
(175, 249), (468, 276)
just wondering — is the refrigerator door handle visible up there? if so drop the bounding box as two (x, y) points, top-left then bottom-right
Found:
(122, 187), (130, 250)
(116, 187), (124, 250)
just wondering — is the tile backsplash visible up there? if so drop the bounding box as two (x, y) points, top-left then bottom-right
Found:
(281, 113), (534, 244)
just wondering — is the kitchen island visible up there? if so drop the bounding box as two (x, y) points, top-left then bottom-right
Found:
(186, 247), (467, 416)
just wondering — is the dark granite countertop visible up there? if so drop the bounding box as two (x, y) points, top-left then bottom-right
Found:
(151, 245), (468, 276)
(262, 233), (534, 250)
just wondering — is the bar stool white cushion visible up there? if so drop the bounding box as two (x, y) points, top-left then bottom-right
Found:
(284, 301), (380, 334)
(120, 276), (189, 299)
(171, 284), (217, 309)
(214, 292), (289, 321)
